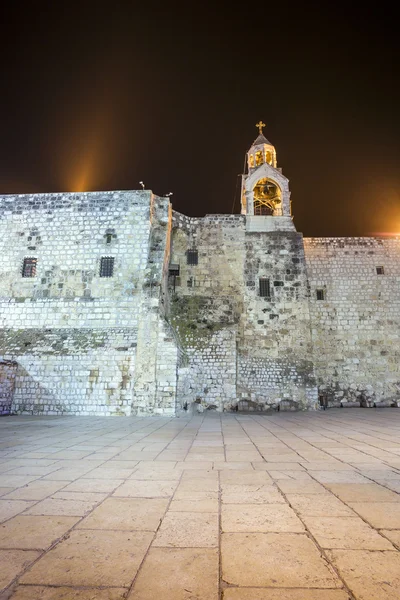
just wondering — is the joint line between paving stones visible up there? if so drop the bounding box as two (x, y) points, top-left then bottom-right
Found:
(125, 467), (186, 597)
(255, 414), (400, 566)
(0, 417), (192, 596)
(250, 412), (400, 538)
(166, 412), (205, 465)
(252, 412), (400, 494)
(274, 480), (358, 600)
(0, 468), (141, 596)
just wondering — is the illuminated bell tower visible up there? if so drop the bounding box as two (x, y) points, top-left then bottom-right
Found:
(241, 122), (293, 227)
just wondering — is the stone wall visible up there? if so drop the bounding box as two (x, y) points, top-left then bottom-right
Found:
(169, 213), (244, 411)
(0, 191), (180, 415)
(176, 328), (237, 411)
(169, 212), (317, 411)
(238, 230), (316, 409)
(0, 361), (17, 415)
(3, 188), (399, 416)
(132, 196), (179, 415)
(305, 237), (400, 406)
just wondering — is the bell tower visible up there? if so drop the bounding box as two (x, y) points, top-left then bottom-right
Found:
(241, 122), (293, 229)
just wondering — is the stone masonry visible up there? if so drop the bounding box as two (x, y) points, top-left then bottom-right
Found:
(1, 130), (399, 415)
(0, 191), (178, 416)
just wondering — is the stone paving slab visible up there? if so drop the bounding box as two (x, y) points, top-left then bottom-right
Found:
(301, 515), (395, 550)
(222, 590), (350, 600)
(326, 482), (400, 502)
(285, 493), (355, 517)
(222, 503), (305, 533)
(1, 409), (400, 598)
(0, 515), (80, 549)
(9, 587), (127, 599)
(128, 547), (219, 599)
(0, 550), (41, 593)
(76, 497), (168, 531)
(20, 530), (153, 587)
(221, 532), (341, 588)
(153, 511), (219, 547)
(327, 549), (400, 599)
(347, 501), (400, 528)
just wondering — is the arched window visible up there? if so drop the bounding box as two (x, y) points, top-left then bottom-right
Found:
(249, 154), (254, 168)
(255, 150), (263, 166)
(253, 178), (281, 216)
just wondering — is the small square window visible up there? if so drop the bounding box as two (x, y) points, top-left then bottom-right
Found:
(259, 278), (271, 297)
(22, 257), (37, 278)
(100, 257), (114, 277)
(316, 289), (325, 301)
(106, 233), (113, 244)
(187, 250), (198, 265)
(376, 266), (384, 275)
(169, 264), (180, 276)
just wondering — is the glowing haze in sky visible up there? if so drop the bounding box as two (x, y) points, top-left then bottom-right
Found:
(0, 2), (399, 237)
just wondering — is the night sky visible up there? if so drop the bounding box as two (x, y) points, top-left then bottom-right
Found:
(1, 2), (399, 237)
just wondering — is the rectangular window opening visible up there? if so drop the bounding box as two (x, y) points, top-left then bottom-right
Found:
(259, 278), (271, 297)
(100, 257), (115, 278)
(22, 257), (37, 278)
(376, 266), (384, 275)
(187, 249), (198, 266)
(316, 289), (325, 301)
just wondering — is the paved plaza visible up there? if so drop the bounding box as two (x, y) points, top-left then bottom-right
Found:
(1, 410), (400, 599)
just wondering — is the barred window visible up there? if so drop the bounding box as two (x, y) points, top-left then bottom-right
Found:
(100, 257), (115, 277)
(316, 289), (325, 301)
(259, 278), (270, 297)
(22, 257), (37, 278)
(187, 250), (198, 265)
(376, 266), (384, 275)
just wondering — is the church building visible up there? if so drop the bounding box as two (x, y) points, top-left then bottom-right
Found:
(1, 124), (399, 415)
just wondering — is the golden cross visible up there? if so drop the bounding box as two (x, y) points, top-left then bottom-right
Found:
(256, 120), (266, 134)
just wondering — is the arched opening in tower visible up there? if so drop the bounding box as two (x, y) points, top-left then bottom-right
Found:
(253, 178), (281, 216)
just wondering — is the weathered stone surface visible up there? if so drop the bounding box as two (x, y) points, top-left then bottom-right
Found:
(113, 480), (178, 498)
(3, 480), (68, 500)
(222, 484), (284, 504)
(286, 493), (355, 517)
(0, 549), (40, 592)
(381, 529), (400, 546)
(153, 512), (218, 547)
(1, 118), (400, 417)
(0, 191), (178, 417)
(327, 549), (400, 599)
(348, 502), (400, 528)
(23, 497), (101, 517)
(222, 590), (350, 600)
(0, 500), (35, 522)
(20, 530), (153, 587)
(220, 470), (272, 485)
(276, 480), (329, 494)
(222, 504), (305, 533)
(77, 497), (168, 531)
(301, 515), (394, 550)
(128, 547), (219, 599)
(0, 515), (79, 549)
(9, 587), (126, 599)
(327, 483), (400, 503)
(221, 532), (341, 588)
